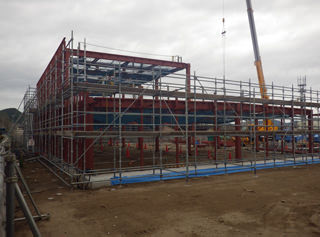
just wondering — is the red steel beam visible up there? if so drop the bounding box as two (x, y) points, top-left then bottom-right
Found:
(309, 112), (313, 154)
(74, 49), (190, 69)
(93, 98), (311, 116)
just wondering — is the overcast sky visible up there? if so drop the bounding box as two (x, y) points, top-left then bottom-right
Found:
(1, 0), (320, 110)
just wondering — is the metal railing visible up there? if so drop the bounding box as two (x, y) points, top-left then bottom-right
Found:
(0, 149), (6, 237)
(0, 135), (10, 237)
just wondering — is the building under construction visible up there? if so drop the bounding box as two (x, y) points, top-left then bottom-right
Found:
(21, 36), (320, 188)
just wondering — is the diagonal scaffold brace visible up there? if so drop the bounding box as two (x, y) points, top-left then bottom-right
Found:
(5, 153), (50, 237)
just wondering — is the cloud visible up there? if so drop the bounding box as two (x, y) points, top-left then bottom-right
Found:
(0, 0), (320, 109)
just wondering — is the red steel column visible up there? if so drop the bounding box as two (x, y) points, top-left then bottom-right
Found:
(235, 117), (241, 159)
(192, 123), (195, 147)
(109, 96), (115, 146)
(264, 105), (269, 157)
(188, 137), (192, 155)
(255, 119), (259, 152)
(281, 118), (284, 154)
(155, 79), (160, 152)
(122, 125), (126, 148)
(139, 89), (144, 166)
(175, 113), (179, 166)
(291, 107), (295, 155)
(139, 110), (144, 167)
(186, 65), (192, 155)
(63, 100), (68, 163)
(155, 136), (160, 152)
(308, 111), (313, 154)
(84, 96), (94, 170)
(186, 64), (191, 93)
(235, 104), (242, 159)
(213, 104), (217, 160)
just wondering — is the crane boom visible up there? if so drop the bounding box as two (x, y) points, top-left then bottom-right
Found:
(246, 0), (269, 100)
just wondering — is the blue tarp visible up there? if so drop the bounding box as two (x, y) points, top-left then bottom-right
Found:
(110, 158), (320, 185)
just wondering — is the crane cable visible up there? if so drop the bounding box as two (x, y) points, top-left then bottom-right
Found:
(221, 0), (226, 80)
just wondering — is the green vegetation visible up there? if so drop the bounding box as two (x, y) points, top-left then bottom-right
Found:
(0, 108), (21, 130)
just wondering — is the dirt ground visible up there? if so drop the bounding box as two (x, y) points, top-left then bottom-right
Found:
(15, 160), (320, 237)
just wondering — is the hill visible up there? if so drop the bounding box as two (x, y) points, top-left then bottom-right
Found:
(0, 108), (22, 129)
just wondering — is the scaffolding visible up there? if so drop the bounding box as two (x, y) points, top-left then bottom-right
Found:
(22, 37), (320, 187)
(22, 86), (37, 151)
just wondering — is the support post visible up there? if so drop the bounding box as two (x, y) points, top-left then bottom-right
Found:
(235, 105), (242, 159)
(281, 118), (284, 154)
(84, 98), (94, 170)
(264, 105), (269, 157)
(15, 183), (41, 237)
(255, 118), (259, 152)
(308, 111), (313, 154)
(121, 126), (126, 148)
(175, 114), (179, 166)
(5, 154), (16, 237)
(235, 117), (241, 159)
(155, 78), (160, 152)
(139, 108), (144, 167)
(139, 86), (144, 166)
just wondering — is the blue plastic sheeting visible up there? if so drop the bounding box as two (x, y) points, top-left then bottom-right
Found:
(274, 135), (281, 141)
(272, 134), (320, 143)
(110, 158), (320, 185)
(285, 135), (308, 142)
(93, 109), (236, 130)
(71, 66), (176, 86)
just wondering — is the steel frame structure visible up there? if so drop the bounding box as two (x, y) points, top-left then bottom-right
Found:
(22, 37), (320, 187)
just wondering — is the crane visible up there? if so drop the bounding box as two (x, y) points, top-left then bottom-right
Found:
(245, 0), (277, 135)
(246, 0), (269, 100)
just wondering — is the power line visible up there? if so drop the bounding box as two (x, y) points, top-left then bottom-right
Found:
(221, 0), (227, 80)
(82, 42), (175, 58)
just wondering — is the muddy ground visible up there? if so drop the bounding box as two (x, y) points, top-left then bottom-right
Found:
(15, 160), (320, 237)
